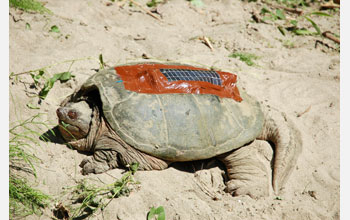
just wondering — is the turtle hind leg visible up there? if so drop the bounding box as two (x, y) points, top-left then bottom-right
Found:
(217, 140), (273, 199)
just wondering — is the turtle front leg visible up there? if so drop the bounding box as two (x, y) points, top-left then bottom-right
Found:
(217, 140), (273, 199)
(79, 138), (170, 175)
(80, 150), (119, 175)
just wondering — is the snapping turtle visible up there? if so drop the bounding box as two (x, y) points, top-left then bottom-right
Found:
(56, 62), (301, 197)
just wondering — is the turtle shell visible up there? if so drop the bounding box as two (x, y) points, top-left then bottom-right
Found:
(73, 62), (264, 161)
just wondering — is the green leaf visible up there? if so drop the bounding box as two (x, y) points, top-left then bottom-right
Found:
(56, 71), (74, 82)
(290, 20), (298, 26)
(277, 26), (286, 36)
(99, 54), (105, 69)
(9, 0), (52, 14)
(154, 206), (165, 220)
(39, 80), (54, 99)
(146, 0), (158, 7)
(310, 11), (332, 17)
(147, 206), (165, 220)
(26, 103), (40, 109)
(260, 7), (271, 15)
(39, 72), (74, 99)
(275, 9), (286, 20)
(25, 23), (31, 30)
(31, 70), (45, 85)
(260, 8), (278, 21)
(293, 29), (314, 35)
(112, 186), (122, 195)
(189, 0), (204, 7)
(148, 207), (156, 220)
(304, 16), (320, 35)
(49, 25), (60, 33)
(229, 52), (259, 66)
(130, 162), (139, 174)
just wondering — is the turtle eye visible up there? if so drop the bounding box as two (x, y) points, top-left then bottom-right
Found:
(68, 110), (77, 120)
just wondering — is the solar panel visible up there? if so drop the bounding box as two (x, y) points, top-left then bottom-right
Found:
(160, 69), (222, 86)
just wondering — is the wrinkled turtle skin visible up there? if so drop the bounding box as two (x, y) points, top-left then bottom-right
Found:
(57, 62), (302, 198)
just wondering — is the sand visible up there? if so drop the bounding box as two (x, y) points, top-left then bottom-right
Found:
(9, 0), (340, 219)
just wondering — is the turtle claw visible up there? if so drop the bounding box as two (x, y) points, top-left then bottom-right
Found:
(79, 157), (92, 168)
(79, 157), (109, 175)
(225, 180), (269, 199)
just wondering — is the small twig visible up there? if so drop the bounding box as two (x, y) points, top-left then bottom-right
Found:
(297, 106), (311, 117)
(308, 190), (317, 200)
(9, 12), (23, 22)
(280, 5), (303, 15)
(199, 36), (214, 51)
(315, 40), (337, 50)
(142, 53), (151, 59)
(128, 0), (162, 21)
(210, 21), (235, 27)
(320, 3), (340, 10)
(322, 31), (340, 44)
(251, 10), (263, 23)
(133, 36), (146, 41)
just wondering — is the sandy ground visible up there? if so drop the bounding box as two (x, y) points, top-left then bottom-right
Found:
(9, 0), (340, 219)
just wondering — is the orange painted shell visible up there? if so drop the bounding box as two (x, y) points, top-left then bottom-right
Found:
(114, 63), (242, 102)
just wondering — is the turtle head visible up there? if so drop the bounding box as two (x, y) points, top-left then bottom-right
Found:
(56, 101), (93, 142)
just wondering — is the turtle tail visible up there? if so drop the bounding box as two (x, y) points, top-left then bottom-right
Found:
(257, 105), (302, 194)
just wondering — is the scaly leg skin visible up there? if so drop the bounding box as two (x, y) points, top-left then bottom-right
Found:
(80, 150), (119, 175)
(218, 140), (273, 199)
(79, 136), (169, 175)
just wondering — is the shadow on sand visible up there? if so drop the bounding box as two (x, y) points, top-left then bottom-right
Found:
(40, 126), (225, 174)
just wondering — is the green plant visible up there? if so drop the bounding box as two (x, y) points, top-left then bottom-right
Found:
(99, 53), (105, 69)
(261, 7), (286, 21)
(49, 25), (60, 33)
(272, 0), (309, 8)
(146, 0), (163, 7)
(255, 1), (333, 37)
(286, 11), (331, 36)
(147, 206), (165, 220)
(67, 163), (140, 219)
(10, 56), (101, 100)
(9, 0), (51, 14)
(37, 71), (75, 99)
(229, 52), (259, 66)
(25, 23), (31, 30)
(9, 113), (54, 175)
(9, 177), (51, 218)
(187, 0), (204, 7)
(282, 39), (295, 48)
(9, 114), (53, 218)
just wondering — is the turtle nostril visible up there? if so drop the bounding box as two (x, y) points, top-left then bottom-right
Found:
(56, 108), (63, 117)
